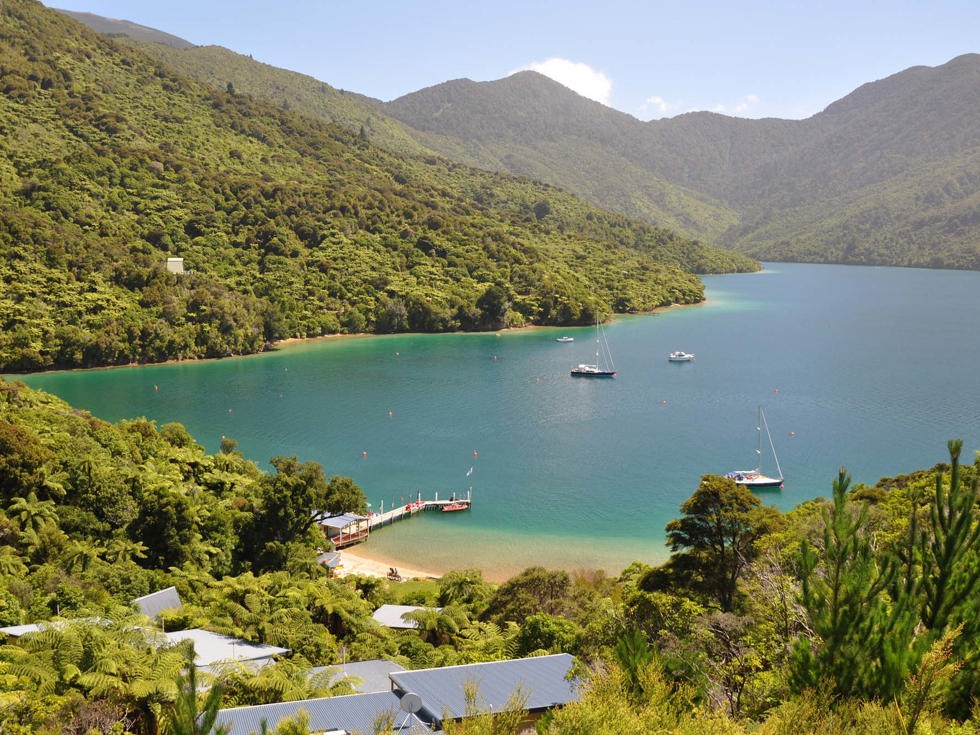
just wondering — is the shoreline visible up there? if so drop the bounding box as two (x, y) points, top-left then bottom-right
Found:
(5, 303), (707, 377)
(336, 547), (442, 581)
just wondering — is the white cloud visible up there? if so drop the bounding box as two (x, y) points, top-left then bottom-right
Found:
(640, 92), (763, 120)
(514, 58), (613, 105)
(734, 94), (760, 114)
(702, 94), (762, 117)
(640, 95), (680, 119)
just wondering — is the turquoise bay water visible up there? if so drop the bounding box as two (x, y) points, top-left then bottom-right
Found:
(15, 263), (980, 579)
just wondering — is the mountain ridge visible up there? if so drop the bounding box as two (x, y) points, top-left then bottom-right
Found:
(48, 8), (980, 269)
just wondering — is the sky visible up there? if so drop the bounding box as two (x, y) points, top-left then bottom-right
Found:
(46, 0), (978, 121)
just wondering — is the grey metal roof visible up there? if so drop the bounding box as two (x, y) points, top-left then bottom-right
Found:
(319, 513), (367, 529)
(164, 629), (290, 667)
(372, 605), (440, 629)
(388, 654), (580, 726)
(311, 659), (407, 693)
(0, 618), (109, 637)
(214, 691), (432, 735)
(318, 551), (342, 568)
(132, 586), (183, 619)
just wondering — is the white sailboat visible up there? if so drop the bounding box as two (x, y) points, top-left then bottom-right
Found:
(725, 406), (784, 488)
(570, 312), (616, 378)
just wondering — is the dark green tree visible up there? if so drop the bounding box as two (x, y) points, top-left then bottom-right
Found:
(664, 474), (777, 612)
(482, 567), (571, 624)
(245, 457), (365, 570)
(791, 469), (917, 699)
(898, 440), (980, 716)
(613, 628), (654, 700)
(515, 612), (580, 656)
(0, 418), (51, 502)
(904, 440), (980, 631)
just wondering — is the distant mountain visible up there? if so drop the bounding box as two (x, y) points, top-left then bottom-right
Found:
(3, 0), (753, 372)
(59, 7), (980, 269)
(386, 58), (980, 269)
(55, 8), (195, 48)
(384, 72), (740, 244)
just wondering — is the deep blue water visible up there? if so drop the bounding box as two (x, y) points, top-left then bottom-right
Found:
(16, 263), (980, 579)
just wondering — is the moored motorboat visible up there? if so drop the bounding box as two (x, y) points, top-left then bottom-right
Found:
(441, 501), (470, 512)
(668, 351), (695, 361)
(556, 336), (574, 342)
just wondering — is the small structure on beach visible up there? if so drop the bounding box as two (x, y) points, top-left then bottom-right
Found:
(319, 512), (370, 548)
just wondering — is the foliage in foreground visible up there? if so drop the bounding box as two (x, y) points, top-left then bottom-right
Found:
(2, 377), (980, 734)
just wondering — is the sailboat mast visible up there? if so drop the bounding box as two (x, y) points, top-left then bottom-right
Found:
(755, 406), (763, 473)
(762, 408), (784, 480)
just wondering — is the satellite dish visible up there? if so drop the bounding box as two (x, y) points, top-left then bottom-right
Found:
(400, 692), (422, 713)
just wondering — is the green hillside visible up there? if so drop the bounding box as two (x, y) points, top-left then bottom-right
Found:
(67, 9), (980, 270)
(0, 0), (755, 373)
(387, 60), (980, 269)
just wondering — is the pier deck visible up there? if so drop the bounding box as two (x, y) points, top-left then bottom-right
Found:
(323, 491), (471, 549)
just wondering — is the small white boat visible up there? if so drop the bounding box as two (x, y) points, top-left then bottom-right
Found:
(556, 336), (574, 342)
(668, 351), (695, 362)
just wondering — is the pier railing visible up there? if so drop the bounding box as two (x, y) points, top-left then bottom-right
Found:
(367, 490), (472, 530)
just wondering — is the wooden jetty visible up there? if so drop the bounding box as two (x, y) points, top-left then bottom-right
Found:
(370, 489), (472, 528)
(321, 490), (472, 549)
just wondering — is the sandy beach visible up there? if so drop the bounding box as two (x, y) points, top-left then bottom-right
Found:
(335, 548), (441, 581)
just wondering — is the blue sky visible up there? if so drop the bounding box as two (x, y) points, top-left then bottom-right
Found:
(47, 0), (978, 120)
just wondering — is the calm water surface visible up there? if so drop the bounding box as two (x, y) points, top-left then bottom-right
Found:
(16, 263), (980, 579)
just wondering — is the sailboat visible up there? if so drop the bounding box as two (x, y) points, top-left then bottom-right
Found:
(725, 406), (784, 488)
(570, 312), (616, 378)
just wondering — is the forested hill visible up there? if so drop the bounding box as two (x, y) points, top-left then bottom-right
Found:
(385, 58), (980, 270)
(65, 8), (980, 269)
(0, 1), (755, 374)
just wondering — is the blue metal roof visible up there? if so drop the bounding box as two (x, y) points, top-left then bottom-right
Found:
(319, 513), (368, 529)
(164, 629), (289, 667)
(132, 586), (183, 620)
(310, 659), (407, 693)
(214, 691), (432, 735)
(388, 653), (580, 726)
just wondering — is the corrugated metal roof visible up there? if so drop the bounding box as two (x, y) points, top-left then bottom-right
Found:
(372, 605), (441, 629)
(311, 659), (407, 693)
(132, 586), (182, 619)
(214, 691), (432, 735)
(319, 513), (367, 529)
(0, 618), (109, 637)
(388, 654), (579, 726)
(164, 629), (290, 667)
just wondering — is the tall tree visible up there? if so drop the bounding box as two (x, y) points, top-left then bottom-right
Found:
(664, 474), (777, 612)
(898, 440), (980, 716)
(245, 457), (365, 570)
(791, 469), (917, 699)
(905, 440), (980, 632)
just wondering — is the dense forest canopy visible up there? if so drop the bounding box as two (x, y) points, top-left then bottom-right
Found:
(2, 378), (980, 734)
(0, 0), (755, 373)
